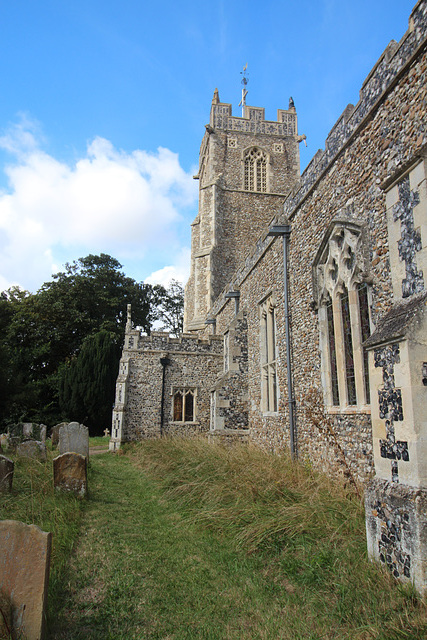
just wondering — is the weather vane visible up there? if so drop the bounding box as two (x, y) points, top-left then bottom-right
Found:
(239, 63), (249, 116)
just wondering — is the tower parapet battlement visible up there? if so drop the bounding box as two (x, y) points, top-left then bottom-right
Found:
(209, 99), (297, 138)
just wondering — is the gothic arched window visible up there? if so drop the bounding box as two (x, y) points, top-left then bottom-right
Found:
(260, 297), (278, 413)
(313, 220), (372, 410)
(244, 147), (267, 192)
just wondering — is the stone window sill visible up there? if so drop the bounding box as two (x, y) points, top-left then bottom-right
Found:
(326, 405), (371, 415)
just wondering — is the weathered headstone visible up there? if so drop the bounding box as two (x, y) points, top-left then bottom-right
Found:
(0, 455), (14, 493)
(53, 453), (88, 497)
(0, 434), (10, 451)
(22, 423), (34, 439)
(39, 425), (47, 444)
(0, 520), (52, 640)
(51, 422), (68, 448)
(104, 428), (110, 438)
(17, 440), (47, 461)
(59, 422), (89, 458)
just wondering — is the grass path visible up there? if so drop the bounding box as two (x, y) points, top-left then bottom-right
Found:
(49, 453), (298, 640)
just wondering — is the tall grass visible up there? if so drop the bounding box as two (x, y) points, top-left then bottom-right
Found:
(127, 437), (427, 639)
(128, 437), (362, 550)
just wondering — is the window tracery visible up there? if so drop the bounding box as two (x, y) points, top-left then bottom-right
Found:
(173, 388), (196, 422)
(244, 147), (267, 192)
(313, 220), (372, 410)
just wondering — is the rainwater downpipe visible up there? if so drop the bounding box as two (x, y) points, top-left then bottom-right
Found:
(267, 224), (297, 458)
(160, 356), (171, 437)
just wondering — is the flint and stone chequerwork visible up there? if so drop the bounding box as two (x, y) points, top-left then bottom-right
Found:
(112, 0), (427, 593)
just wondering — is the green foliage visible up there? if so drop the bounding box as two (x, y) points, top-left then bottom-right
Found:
(59, 330), (121, 433)
(154, 279), (184, 336)
(0, 254), (162, 430)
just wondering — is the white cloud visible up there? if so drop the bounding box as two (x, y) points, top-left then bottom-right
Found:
(0, 117), (197, 292)
(144, 247), (191, 288)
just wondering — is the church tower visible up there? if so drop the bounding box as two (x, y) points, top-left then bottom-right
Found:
(184, 89), (302, 332)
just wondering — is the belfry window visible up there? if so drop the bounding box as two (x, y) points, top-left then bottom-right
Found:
(244, 147), (267, 192)
(260, 297), (278, 412)
(173, 388), (196, 422)
(314, 220), (372, 410)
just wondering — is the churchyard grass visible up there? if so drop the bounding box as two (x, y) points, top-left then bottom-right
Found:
(1, 439), (426, 638)
(89, 436), (110, 447)
(47, 439), (426, 639)
(0, 448), (83, 613)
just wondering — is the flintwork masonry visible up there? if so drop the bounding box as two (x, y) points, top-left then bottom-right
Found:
(113, 0), (427, 593)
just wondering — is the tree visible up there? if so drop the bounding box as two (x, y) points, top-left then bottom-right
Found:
(0, 254), (161, 431)
(59, 330), (122, 434)
(155, 280), (184, 337)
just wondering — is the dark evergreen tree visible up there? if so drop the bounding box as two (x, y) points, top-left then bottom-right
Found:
(59, 330), (121, 434)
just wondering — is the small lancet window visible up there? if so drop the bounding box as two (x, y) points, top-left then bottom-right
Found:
(341, 286), (357, 405)
(260, 298), (278, 413)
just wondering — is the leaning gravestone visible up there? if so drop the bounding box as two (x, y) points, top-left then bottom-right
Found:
(0, 455), (14, 493)
(51, 422), (68, 448)
(0, 520), (52, 640)
(53, 453), (88, 497)
(59, 422), (89, 458)
(17, 440), (47, 461)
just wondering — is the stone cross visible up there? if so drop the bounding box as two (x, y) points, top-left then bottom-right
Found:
(104, 428), (110, 438)
(393, 175), (423, 298)
(374, 343), (409, 482)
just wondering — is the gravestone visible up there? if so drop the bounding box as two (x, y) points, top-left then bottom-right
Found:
(0, 455), (14, 493)
(51, 422), (67, 448)
(0, 520), (52, 640)
(17, 440), (47, 461)
(59, 422), (89, 458)
(104, 428), (110, 438)
(22, 423), (34, 439)
(53, 453), (88, 497)
(39, 424), (47, 444)
(0, 434), (10, 451)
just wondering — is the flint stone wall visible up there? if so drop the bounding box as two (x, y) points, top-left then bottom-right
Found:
(365, 478), (427, 595)
(113, 331), (223, 443)
(200, 8), (427, 483)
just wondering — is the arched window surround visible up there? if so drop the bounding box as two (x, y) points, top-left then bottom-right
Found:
(313, 217), (373, 411)
(242, 146), (269, 193)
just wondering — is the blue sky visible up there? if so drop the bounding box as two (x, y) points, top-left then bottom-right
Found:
(0, 0), (416, 292)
